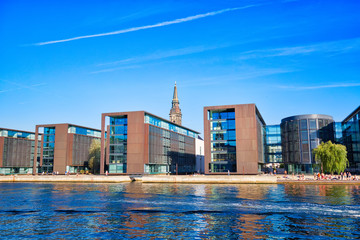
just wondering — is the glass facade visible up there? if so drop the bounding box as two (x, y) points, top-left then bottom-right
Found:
(145, 114), (198, 138)
(108, 116), (127, 173)
(208, 109), (236, 173)
(0, 129), (38, 140)
(342, 109), (360, 173)
(281, 115), (334, 173)
(333, 122), (343, 143)
(41, 127), (55, 173)
(146, 125), (195, 174)
(265, 125), (282, 163)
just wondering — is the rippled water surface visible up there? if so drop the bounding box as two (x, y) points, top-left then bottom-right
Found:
(1, 183), (360, 239)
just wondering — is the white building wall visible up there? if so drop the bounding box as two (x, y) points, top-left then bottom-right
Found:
(195, 138), (205, 174)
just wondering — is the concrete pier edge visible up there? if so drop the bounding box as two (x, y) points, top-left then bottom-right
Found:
(1, 175), (360, 184)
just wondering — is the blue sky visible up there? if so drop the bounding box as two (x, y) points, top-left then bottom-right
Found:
(1, 0), (359, 135)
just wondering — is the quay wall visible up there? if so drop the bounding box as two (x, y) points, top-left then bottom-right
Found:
(1, 175), (359, 184)
(141, 175), (277, 184)
(0, 175), (133, 183)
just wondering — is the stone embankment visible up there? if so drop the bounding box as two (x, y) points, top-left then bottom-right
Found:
(141, 175), (277, 184)
(0, 175), (133, 183)
(1, 174), (360, 184)
(0, 174), (276, 184)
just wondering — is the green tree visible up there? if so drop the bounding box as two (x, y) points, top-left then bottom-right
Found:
(313, 141), (348, 174)
(88, 139), (101, 174)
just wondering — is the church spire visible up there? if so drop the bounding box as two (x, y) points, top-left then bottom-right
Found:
(169, 82), (182, 125)
(173, 81), (178, 102)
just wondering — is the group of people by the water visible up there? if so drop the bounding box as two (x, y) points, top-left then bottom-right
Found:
(279, 171), (359, 181)
(41, 171), (60, 175)
(313, 172), (359, 181)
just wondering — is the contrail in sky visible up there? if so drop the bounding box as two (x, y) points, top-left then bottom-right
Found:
(34, 5), (258, 45)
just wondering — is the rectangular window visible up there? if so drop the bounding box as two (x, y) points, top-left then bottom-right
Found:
(220, 112), (228, 119)
(302, 141), (309, 152)
(212, 112), (220, 120)
(300, 119), (307, 130)
(309, 119), (317, 129)
(309, 130), (317, 139)
(227, 111), (235, 119)
(301, 131), (308, 140)
(227, 130), (236, 140)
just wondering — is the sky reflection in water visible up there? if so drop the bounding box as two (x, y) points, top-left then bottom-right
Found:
(1, 183), (360, 239)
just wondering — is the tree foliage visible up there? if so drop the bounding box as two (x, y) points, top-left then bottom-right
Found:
(313, 141), (348, 174)
(88, 139), (101, 174)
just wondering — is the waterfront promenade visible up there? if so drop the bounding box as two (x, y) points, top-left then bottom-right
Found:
(1, 174), (360, 184)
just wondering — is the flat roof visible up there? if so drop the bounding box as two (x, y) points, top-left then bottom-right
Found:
(281, 114), (333, 123)
(342, 105), (360, 123)
(0, 128), (36, 135)
(102, 110), (200, 134)
(204, 103), (266, 125)
(35, 123), (101, 132)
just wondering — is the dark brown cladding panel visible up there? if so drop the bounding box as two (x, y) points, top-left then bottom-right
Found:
(53, 124), (69, 174)
(144, 124), (149, 164)
(127, 111), (146, 174)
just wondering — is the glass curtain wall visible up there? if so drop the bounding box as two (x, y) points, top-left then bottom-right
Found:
(109, 116), (127, 173)
(0, 129), (35, 140)
(281, 116), (333, 174)
(342, 111), (360, 173)
(333, 122), (343, 143)
(42, 127), (55, 173)
(208, 109), (236, 173)
(265, 125), (282, 163)
(145, 114), (198, 138)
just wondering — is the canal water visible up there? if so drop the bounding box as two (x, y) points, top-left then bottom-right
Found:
(1, 182), (360, 239)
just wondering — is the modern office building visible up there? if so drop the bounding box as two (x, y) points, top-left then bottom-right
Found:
(280, 114), (334, 173)
(100, 111), (200, 175)
(33, 124), (101, 174)
(342, 106), (360, 173)
(204, 104), (265, 174)
(264, 125), (282, 164)
(0, 128), (41, 175)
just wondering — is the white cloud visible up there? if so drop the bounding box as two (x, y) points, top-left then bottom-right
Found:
(238, 37), (360, 60)
(34, 5), (259, 46)
(98, 44), (230, 67)
(181, 68), (294, 87)
(278, 82), (360, 90)
(0, 80), (47, 94)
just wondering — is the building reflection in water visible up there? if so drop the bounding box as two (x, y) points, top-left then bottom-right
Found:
(1, 182), (360, 239)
